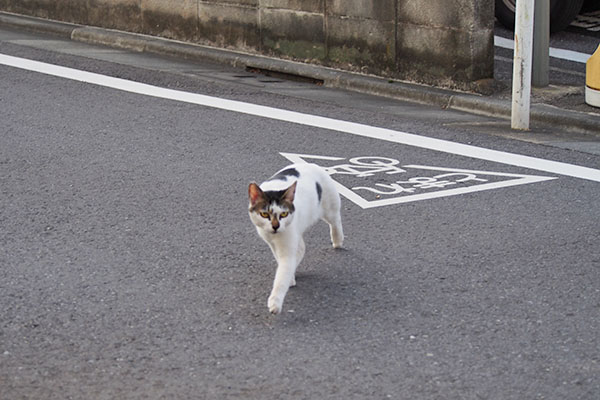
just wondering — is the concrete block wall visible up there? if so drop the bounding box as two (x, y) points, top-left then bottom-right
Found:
(396, 0), (494, 86)
(0, 0), (494, 89)
(327, 0), (397, 75)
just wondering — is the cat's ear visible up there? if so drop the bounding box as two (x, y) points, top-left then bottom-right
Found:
(283, 181), (297, 203)
(248, 182), (265, 206)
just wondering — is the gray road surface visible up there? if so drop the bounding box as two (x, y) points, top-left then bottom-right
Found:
(1, 27), (599, 399)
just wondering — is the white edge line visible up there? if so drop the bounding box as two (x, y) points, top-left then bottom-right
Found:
(2, 53), (600, 183)
(494, 35), (591, 63)
(494, 35), (516, 50)
(549, 47), (591, 64)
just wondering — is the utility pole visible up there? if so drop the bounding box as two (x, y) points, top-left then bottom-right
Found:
(532, 0), (549, 87)
(511, 0), (535, 130)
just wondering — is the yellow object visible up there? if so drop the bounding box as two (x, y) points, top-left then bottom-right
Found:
(585, 45), (600, 108)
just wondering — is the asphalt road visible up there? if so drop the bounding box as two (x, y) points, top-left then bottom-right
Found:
(1, 27), (599, 399)
(494, 19), (599, 89)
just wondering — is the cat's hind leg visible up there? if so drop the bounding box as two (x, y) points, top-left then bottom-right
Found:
(320, 178), (344, 248)
(290, 237), (305, 288)
(328, 216), (344, 249)
(322, 210), (343, 249)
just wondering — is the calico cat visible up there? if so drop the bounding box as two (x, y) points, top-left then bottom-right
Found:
(248, 163), (344, 314)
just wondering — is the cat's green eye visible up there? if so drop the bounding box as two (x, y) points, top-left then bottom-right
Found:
(259, 211), (270, 219)
(280, 212), (289, 218)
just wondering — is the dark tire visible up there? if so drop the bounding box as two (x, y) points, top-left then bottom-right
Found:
(495, 0), (585, 33)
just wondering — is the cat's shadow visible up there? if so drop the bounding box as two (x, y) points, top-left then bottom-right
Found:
(255, 246), (406, 325)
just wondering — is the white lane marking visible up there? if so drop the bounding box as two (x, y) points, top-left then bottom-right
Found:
(280, 153), (556, 208)
(494, 35), (591, 64)
(1, 53), (599, 183)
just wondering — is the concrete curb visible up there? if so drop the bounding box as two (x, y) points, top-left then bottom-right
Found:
(0, 11), (77, 38)
(2, 11), (599, 135)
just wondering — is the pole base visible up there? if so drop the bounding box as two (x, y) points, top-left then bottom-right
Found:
(585, 85), (600, 108)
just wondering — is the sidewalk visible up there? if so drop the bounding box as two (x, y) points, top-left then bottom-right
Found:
(1, 11), (599, 135)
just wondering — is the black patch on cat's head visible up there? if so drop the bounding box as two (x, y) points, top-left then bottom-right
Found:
(269, 168), (300, 181)
(315, 182), (322, 202)
(265, 182), (296, 213)
(249, 182), (296, 213)
(264, 189), (288, 203)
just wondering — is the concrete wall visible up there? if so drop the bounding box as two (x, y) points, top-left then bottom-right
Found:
(0, 0), (494, 89)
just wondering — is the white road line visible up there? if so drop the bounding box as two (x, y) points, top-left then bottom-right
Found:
(2, 53), (600, 183)
(494, 35), (591, 64)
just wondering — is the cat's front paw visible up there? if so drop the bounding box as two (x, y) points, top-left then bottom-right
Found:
(331, 231), (343, 249)
(268, 295), (284, 314)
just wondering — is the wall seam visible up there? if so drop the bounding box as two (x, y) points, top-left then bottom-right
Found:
(324, 0), (328, 60)
(394, 0), (398, 71)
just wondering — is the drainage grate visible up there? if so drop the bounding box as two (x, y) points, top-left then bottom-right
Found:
(245, 66), (324, 85)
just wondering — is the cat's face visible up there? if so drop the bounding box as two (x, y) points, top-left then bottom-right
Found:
(248, 182), (296, 234)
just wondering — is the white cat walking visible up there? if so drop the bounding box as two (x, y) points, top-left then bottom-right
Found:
(248, 163), (344, 314)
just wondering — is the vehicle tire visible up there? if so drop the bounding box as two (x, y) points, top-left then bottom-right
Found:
(495, 0), (585, 33)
